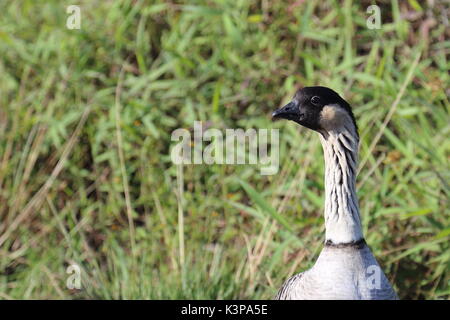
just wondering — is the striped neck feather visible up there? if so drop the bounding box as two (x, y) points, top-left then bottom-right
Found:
(319, 126), (363, 245)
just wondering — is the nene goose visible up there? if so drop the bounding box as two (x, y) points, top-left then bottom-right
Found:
(272, 86), (397, 300)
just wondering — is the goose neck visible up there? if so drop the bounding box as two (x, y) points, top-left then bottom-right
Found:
(319, 128), (363, 245)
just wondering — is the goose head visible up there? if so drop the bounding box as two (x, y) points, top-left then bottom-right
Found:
(272, 86), (357, 136)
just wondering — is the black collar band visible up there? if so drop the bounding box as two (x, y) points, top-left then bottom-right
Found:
(324, 238), (366, 249)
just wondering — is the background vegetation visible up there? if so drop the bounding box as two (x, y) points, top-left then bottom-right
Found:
(0, 0), (448, 299)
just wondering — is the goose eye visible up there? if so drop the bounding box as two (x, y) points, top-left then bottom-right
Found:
(311, 96), (320, 105)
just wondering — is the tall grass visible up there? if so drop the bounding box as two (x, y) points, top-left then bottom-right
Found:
(0, 0), (448, 299)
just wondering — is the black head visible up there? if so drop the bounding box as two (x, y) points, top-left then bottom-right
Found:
(272, 86), (357, 134)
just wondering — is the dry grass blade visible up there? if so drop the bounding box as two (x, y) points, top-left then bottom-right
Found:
(114, 66), (137, 258)
(0, 106), (91, 247)
(358, 52), (421, 174)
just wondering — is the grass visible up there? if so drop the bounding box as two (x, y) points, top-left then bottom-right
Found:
(0, 0), (449, 299)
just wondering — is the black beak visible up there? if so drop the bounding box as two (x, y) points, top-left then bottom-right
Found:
(272, 101), (299, 121)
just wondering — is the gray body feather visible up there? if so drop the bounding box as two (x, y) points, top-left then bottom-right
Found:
(276, 243), (398, 300)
